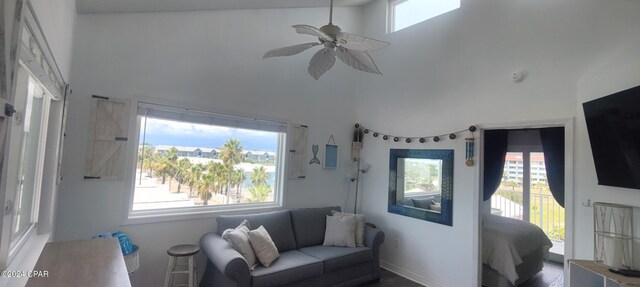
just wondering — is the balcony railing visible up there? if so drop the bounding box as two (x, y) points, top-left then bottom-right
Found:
(491, 190), (565, 243)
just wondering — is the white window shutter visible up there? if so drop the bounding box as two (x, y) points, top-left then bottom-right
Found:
(288, 124), (308, 179)
(84, 96), (130, 180)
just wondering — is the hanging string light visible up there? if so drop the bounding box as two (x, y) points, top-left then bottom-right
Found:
(353, 124), (477, 167)
(354, 124), (477, 145)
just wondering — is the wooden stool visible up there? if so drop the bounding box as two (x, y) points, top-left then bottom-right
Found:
(163, 244), (200, 287)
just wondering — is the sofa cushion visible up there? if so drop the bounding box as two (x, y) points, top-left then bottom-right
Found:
(217, 210), (297, 252)
(290, 206), (340, 249)
(299, 246), (373, 273)
(323, 215), (356, 247)
(221, 219), (257, 269)
(331, 211), (366, 247)
(249, 225), (280, 267)
(250, 250), (323, 287)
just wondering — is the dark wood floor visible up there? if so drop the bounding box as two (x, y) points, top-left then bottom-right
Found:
(361, 261), (564, 287)
(519, 261), (564, 287)
(359, 268), (424, 287)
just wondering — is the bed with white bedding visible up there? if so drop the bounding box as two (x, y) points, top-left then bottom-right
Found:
(482, 214), (553, 287)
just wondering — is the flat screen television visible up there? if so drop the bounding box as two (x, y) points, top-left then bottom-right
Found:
(583, 85), (640, 190)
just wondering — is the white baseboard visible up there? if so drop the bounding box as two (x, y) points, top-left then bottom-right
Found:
(380, 260), (445, 287)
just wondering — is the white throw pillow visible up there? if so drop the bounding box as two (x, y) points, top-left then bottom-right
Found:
(331, 211), (366, 247)
(221, 219), (257, 269)
(248, 225), (280, 267)
(323, 215), (356, 248)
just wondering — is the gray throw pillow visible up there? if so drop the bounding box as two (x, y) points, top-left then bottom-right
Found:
(221, 219), (257, 269)
(248, 225), (280, 267)
(331, 211), (366, 247)
(323, 215), (356, 248)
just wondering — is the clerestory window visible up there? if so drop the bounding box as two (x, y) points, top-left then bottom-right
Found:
(388, 0), (461, 33)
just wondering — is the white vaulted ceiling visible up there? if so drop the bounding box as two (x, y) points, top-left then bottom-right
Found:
(76, 0), (374, 14)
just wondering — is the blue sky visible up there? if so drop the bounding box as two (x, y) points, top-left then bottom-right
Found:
(140, 118), (278, 151)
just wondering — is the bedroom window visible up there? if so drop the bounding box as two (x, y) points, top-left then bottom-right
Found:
(388, 0), (461, 33)
(128, 102), (286, 218)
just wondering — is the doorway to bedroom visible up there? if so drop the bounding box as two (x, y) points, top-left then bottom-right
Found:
(481, 127), (567, 287)
(489, 129), (565, 261)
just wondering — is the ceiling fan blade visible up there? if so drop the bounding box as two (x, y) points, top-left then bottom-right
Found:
(263, 42), (320, 58)
(293, 24), (334, 42)
(337, 32), (390, 51)
(308, 47), (336, 80)
(336, 46), (382, 75)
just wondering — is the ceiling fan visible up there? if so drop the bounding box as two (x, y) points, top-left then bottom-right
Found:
(263, 0), (390, 80)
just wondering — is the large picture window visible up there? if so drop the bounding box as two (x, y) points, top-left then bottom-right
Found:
(129, 103), (286, 216)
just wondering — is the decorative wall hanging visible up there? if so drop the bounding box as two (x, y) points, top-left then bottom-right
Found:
(324, 135), (338, 169)
(465, 133), (475, 167)
(352, 127), (364, 160)
(309, 145), (321, 165)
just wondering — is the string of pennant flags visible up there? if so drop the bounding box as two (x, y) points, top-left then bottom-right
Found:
(354, 124), (477, 166)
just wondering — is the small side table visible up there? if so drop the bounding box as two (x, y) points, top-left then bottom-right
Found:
(163, 244), (200, 287)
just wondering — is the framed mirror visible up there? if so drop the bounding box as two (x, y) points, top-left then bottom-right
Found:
(388, 149), (454, 226)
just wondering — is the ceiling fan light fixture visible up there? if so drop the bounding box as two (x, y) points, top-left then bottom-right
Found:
(263, 0), (389, 80)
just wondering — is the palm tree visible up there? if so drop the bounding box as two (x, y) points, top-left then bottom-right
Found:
(166, 147), (179, 190)
(137, 145), (154, 184)
(232, 169), (246, 203)
(196, 173), (214, 205)
(143, 152), (159, 177)
(251, 166), (268, 187)
(166, 146), (179, 161)
(206, 161), (227, 194)
(247, 184), (271, 203)
(138, 144), (153, 162)
(153, 157), (172, 184)
(186, 164), (203, 198)
(175, 158), (191, 193)
(220, 139), (243, 204)
(505, 180), (518, 191)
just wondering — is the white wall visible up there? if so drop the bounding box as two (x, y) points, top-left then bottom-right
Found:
(3, 0), (76, 81)
(574, 28), (640, 268)
(29, 0), (76, 80)
(57, 8), (361, 287)
(356, 0), (640, 286)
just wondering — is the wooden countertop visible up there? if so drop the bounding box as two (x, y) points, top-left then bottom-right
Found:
(569, 259), (640, 287)
(26, 238), (131, 287)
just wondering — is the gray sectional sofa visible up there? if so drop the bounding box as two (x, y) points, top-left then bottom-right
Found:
(199, 207), (385, 287)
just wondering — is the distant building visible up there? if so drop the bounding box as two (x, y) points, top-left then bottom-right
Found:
(147, 145), (275, 163)
(242, 150), (276, 163)
(154, 145), (220, 159)
(502, 153), (547, 183)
